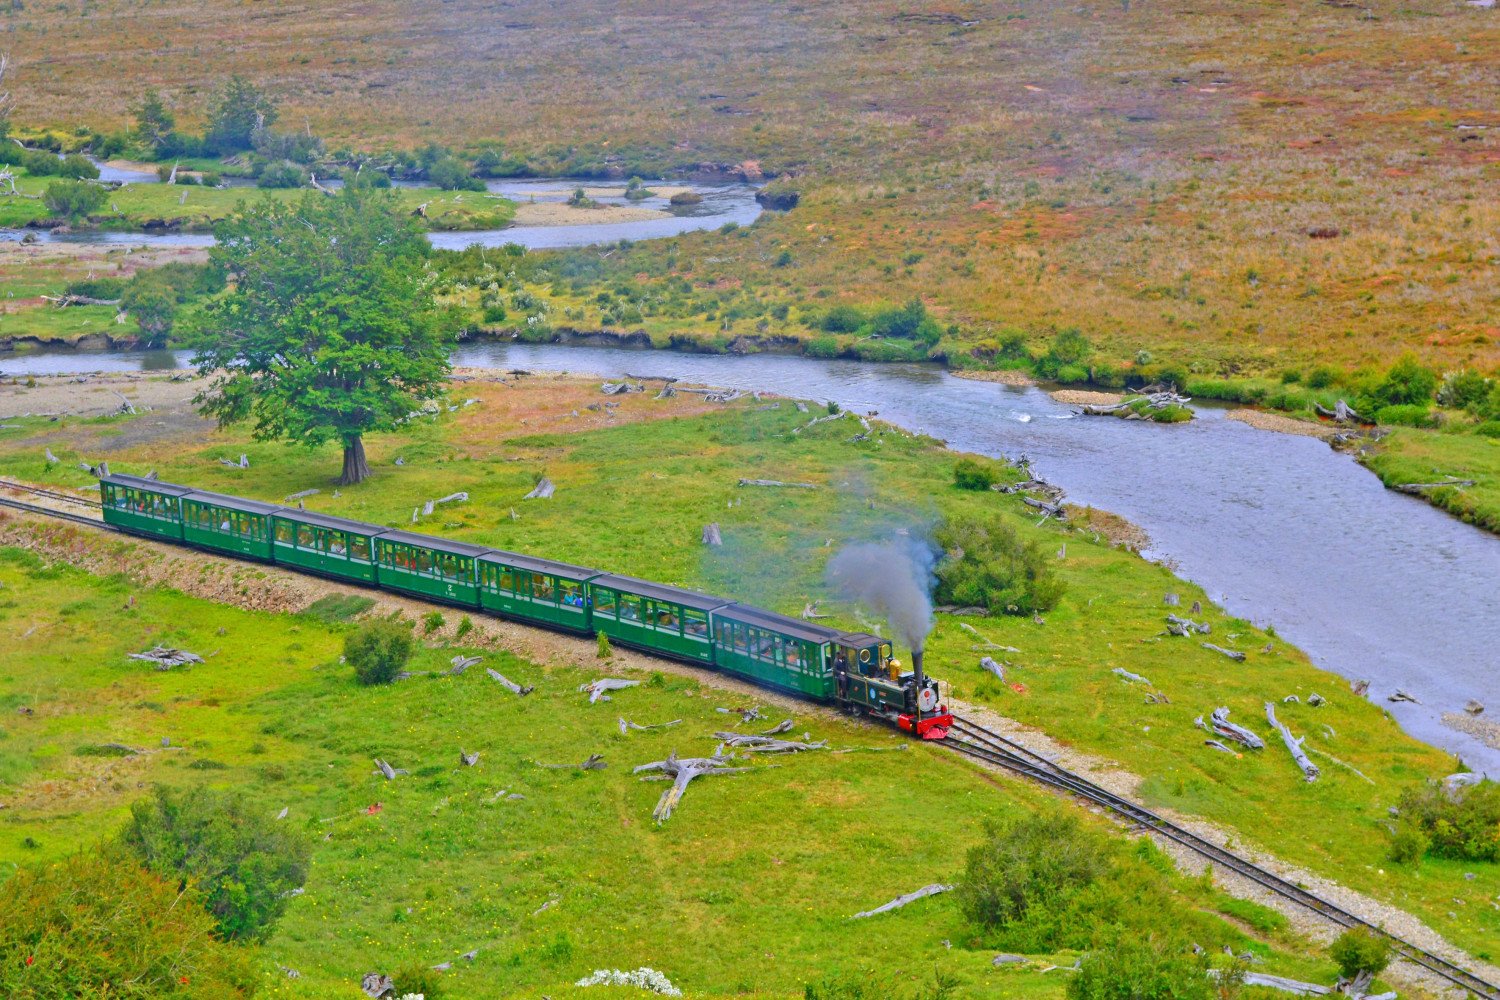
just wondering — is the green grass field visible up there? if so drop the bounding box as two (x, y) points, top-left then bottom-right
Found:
(0, 545), (1347, 999)
(2, 375), (1493, 965)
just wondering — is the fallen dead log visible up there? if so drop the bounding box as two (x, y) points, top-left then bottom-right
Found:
(1204, 740), (1236, 754)
(449, 655), (482, 674)
(624, 373), (678, 383)
(716, 705), (763, 723)
(459, 749), (480, 767)
(633, 750), (754, 823)
(284, 488), (320, 502)
(760, 719), (794, 735)
(537, 753), (606, 770)
(1112, 667), (1152, 686)
(1021, 496), (1066, 518)
(980, 656), (1006, 681)
(1208, 970), (1332, 996)
(1392, 479), (1475, 494)
(1387, 689), (1420, 704)
(958, 622), (1017, 651)
(618, 717), (682, 735)
(372, 758), (408, 780)
(702, 522), (723, 546)
(580, 677), (639, 703)
(712, 732), (827, 753)
(1166, 613), (1211, 636)
(523, 477), (555, 500)
(1265, 702), (1320, 782)
(42, 293), (122, 308)
(128, 645), (204, 670)
(792, 410), (848, 434)
(851, 883), (953, 919)
(485, 667), (533, 696)
(738, 478), (817, 489)
(601, 381), (644, 395)
(360, 972), (395, 998)
(1202, 642), (1246, 662)
(1314, 399), (1365, 424)
(1197, 707), (1264, 749)
(802, 601), (830, 620)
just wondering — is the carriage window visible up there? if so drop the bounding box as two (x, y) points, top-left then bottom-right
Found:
(531, 573), (554, 601)
(755, 630), (775, 661)
(594, 588), (617, 617)
(274, 521), (292, 543)
(296, 524), (316, 547)
(326, 530), (347, 555)
(684, 609), (708, 638)
(499, 567), (515, 592)
(786, 642), (802, 669)
(661, 606), (680, 632)
(619, 596), (641, 621)
(416, 550), (432, 574)
(733, 625), (748, 652)
(559, 581), (584, 608)
(349, 536), (369, 560)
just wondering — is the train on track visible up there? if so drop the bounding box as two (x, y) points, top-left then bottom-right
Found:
(97, 472), (954, 738)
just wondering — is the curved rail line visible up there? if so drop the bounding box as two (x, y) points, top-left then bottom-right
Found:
(944, 716), (1499, 999)
(0, 479), (1494, 997)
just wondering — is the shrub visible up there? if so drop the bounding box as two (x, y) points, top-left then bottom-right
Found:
(1280, 368), (1303, 384)
(429, 156), (484, 191)
(1068, 938), (1216, 1000)
(1329, 929), (1391, 980)
(0, 852), (258, 997)
(1374, 404), (1437, 428)
(347, 619), (415, 685)
(597, 630), (613, 658)
(934, 513), (1064, 615)
(1035, 328), (1092, 378)
(394, 962), (448, 999)
(43, 179), (107, 220)
(1386, 822), (1430, 865)
(1438, 369), (1492, 410)
(257, 161), (307, 189)
(456, 615), (473, 639)
(205, 75), (279, 155)
(65, 276), (125, 300)
(1474, 421), (1500, 439)
(57, 153), (99, 179)
(954, 457), (1000, 491)
(122, 279), (179, 347)
(958, 813), (1112, 932)
(1370, 354), (1437, 408)
(1395, 779), (1500, 861)
(118, 785), (311, 942)
(1053, 362), (1090, 384)
(868, 298), (941, 344)
(1306, 365), (1340, 389)
(820, 304), (864, 333)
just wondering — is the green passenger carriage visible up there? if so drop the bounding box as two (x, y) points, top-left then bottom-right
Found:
(271, 509), (386, 583)
(180, 491), (278, 560)
(709, 605), (837, 698)
(478, 552), (599, 632)
(100, 473), (192, 540)
(373, 530), (486, 606)
(588, 575), (726, 663)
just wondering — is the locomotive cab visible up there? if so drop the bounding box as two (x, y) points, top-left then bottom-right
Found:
(832, 633), (951, 739)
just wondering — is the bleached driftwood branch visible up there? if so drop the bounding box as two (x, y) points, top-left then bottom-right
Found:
(851, 883), (953, 919)
(1265, 702), (1320, 782)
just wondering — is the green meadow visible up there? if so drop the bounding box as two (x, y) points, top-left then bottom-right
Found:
(0, 547), (1341, 998)
(3, 378), (1494, 965)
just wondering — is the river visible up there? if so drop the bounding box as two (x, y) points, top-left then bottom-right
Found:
(4, 342), (1497, 771)
(1, 177), (762, 251)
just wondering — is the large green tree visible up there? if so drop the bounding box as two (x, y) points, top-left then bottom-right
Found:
(131, 88), (176, 156)
(193, 187), (452, 484)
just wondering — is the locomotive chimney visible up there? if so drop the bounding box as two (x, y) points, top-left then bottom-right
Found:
(912, 649), (926, 706)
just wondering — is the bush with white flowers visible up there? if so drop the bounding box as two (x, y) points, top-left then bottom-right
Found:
(575, 967), (683, 996)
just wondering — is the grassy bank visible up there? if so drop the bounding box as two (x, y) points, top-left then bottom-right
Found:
(1360, 427), (1500, 534)
(0, 373), (1493, 964)
(0, 544), (1342, 998)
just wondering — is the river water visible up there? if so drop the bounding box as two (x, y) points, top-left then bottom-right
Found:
(4, 342), (1497, 770)
(0, 177), (762, 251)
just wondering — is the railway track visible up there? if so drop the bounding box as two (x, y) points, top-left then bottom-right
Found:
(944, 716), (1499, 999)
(0, 479), (1494, 997)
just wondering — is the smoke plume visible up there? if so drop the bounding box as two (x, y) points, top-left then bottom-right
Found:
(825, 532), (938, 651)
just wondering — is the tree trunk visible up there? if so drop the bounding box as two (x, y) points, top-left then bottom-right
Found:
(339, 435), (371, 485)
